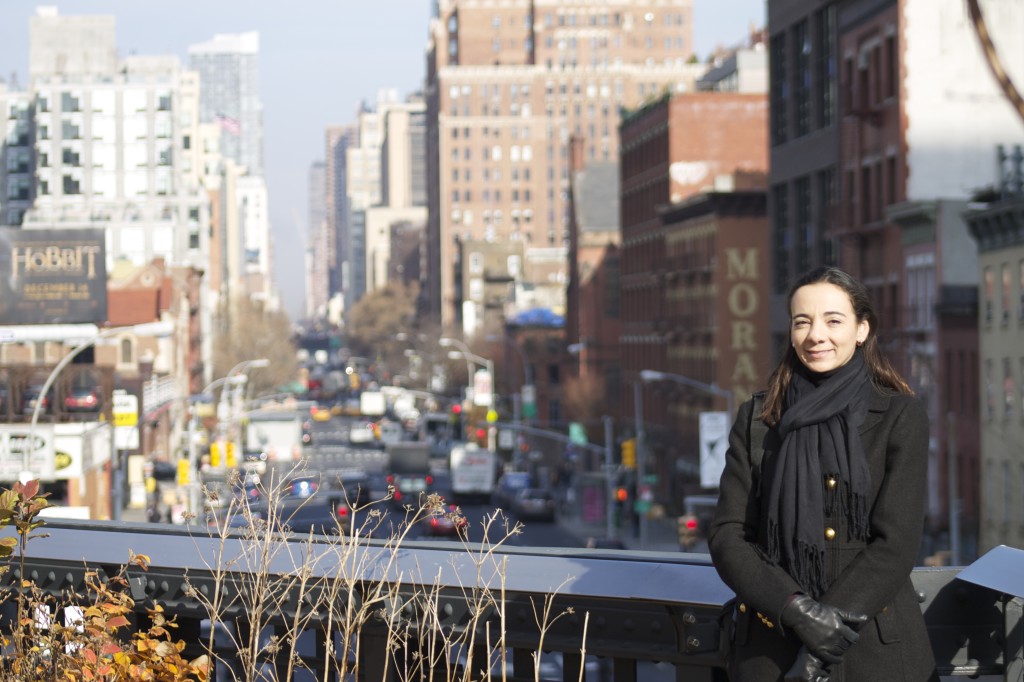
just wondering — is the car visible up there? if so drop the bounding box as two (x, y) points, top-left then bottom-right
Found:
(21, 384), (53, 416)
(423, 503), (468, 537)
(283, 476), (320, 499)
(242, 450), (268, 475)
(311, 406), (332, 422)
(492, 471), (533, 510)
(348, 422), (375, 445)
(511, 488), (556, 522)
(64, 385), (102, 412)
(388, 472), (433, 509)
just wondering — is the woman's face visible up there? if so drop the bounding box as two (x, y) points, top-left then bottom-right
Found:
(790, 282), (869, 374)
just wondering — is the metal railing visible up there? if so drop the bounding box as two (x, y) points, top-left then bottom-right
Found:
(1, 520), (1020, 681)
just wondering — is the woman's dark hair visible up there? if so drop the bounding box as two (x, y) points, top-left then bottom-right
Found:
(760, 266), (913, 425)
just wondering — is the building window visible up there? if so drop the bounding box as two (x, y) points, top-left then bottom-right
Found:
(793, 20), (810, 138)
(120, 338), (134, 365)
(885, 34), (897, 100)
(985, 359), (995, 419)
(796, 176), (812, 273)
(772, 184), (790, 292)
(770, 32), (788, 146)
(814, 7), (836, 129)
(984, 266), (994, 324)
(1002, 263), (1012, 324)
(1005, 357), (1015, 418)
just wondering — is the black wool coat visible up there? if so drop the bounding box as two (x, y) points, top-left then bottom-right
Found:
(708, 387), (938, 682)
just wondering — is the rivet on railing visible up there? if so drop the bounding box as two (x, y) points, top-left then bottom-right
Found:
(443, 603), (454, 617)
(916, 590), (927, 603)
(682, 611), (697, 625)
(46, 571), (56, 585)
(686, 636), (701, 651)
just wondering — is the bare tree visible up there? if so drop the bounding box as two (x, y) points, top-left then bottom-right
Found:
(344, 282), (418, 362)
(213, 296), (298, 396)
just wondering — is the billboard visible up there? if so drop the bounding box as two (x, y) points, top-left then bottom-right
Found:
(0, 228), (107, 324)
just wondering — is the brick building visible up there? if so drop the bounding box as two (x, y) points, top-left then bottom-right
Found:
(425, 0), (706, 331)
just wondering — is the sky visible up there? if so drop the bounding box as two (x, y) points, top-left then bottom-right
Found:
(0, 1), (767, 321)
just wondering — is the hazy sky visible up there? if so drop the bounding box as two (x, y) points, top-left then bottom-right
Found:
(0, 1), (766, 320)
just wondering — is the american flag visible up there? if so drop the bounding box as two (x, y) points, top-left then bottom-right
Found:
(216, 113), (241, 135)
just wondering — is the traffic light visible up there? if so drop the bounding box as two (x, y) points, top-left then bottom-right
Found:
(621, 438), (636, 469)
(449, 404), (464, 439)
(225, 441), (237, 468)
(678, 514), (699, 549)
(475, 427), (488, 447)
(210, 442), (221, 468)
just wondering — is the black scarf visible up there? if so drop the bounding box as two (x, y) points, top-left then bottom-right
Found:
(765, 351), (872, 597)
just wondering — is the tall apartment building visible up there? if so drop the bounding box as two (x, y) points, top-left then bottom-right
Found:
(425, 0), (707, 331)
(187, 31), (263, 177)
(967, 178), (1024, 555)
(767, 0), (1024, 556)
(365, 95), (428, 295)
(345, 98), (385, 309)
(306, 161), (328, 320)
(188, 30), (277, 315)
(20, 8), (209, 273)
(0, 83), (34, 226)
(325, 123), (357, 309)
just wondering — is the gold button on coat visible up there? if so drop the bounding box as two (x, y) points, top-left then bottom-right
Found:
(827, 477), (837, 489)
(825, 527), (836, 540)
(738, 603), (747, 613)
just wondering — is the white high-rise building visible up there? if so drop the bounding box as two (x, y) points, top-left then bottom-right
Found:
(187, 32), (263, 177)
(21, 8), (209, 272)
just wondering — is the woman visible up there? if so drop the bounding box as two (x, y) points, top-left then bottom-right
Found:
(708, 267), (938, 682)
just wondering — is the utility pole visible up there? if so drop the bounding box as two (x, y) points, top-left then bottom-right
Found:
(603, 415), (616, 541)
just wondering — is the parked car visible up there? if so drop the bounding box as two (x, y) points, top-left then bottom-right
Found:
(492, 471), (532, 511)
(423, 503), (468, 537)
(21, 384), (52, 415)
(511, 488), (556, 522)
(64, 385), (102, 412)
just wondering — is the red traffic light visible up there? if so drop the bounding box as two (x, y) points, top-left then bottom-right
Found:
(684, 517), (699, 531)
(615, 487), (628, 502)
(451, 404), (462, 414)
(475, 428), (487, 442)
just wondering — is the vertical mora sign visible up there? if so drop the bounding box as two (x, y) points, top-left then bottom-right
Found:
(0, 228), (107, 324)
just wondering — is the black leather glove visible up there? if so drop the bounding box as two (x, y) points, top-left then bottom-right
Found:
(784, 646), (830, 682)
(781, 594), (868, 664)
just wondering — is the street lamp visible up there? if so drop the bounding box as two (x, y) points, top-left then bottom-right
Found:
(24, 321), (173, 520)
(440, 337), (496, 448)
(633, 380), (649, 549)
(639, 369), (734, 417)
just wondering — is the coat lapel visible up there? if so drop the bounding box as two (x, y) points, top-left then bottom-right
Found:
(859, 390), (890, 436)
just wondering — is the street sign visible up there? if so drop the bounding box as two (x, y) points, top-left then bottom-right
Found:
(112, 391), (139, 427)
(0, 425), (56, 481)
(699, 411), (730, 488)
(568, 422), (588, 446)
(521, 384), (536, 419)
(473, 369), (492, 407)
(112, 391), (140, 450)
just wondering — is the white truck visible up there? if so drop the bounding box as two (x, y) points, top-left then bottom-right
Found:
(449, 444), (497, 506)
(359, 391), (387, 418)
(246, 413), (304, 462)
